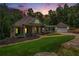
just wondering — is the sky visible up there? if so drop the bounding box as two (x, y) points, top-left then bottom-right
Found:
(6, 3), (75, 15)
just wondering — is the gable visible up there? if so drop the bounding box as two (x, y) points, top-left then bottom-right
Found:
(14, 16), (35, 26)
(34, 19), (41, 24)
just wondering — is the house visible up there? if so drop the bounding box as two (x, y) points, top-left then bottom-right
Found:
(10, 16), (52, 38)
(55, 22), (69, 33)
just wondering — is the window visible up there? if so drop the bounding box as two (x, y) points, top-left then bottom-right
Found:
(16, 28), (18, 34)
(25, 27), (27, 33)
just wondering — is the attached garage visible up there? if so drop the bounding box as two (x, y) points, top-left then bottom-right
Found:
(55, 22), (69, 33)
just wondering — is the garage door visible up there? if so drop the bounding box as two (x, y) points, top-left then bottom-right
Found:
(56, 28), (67, 33)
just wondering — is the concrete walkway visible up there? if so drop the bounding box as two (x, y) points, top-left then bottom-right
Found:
(61, 33), (79, 48)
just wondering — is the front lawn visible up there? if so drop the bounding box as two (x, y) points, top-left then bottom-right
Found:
(0, 35), (74, 56)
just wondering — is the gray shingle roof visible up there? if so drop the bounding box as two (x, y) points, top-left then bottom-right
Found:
(56, 22), (68, 28)
(14, 16), (42, 27)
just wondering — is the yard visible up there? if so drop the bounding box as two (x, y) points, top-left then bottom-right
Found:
(0, 35), (74, 56)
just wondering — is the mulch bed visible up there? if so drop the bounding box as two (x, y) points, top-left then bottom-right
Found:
(0, 34), (40, 45)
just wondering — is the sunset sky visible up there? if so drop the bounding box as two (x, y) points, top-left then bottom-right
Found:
(7, 3), (75, 15)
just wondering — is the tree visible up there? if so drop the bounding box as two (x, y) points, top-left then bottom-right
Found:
(63, 4), (69, 24)
(73, 18), (79, 28)
(43, 15), (51, 25)
(67, 4), (79, 27)
(56, 5), (64, 22)
(35, 12), (44, 23)
(74, 3), (79, 11)
(27, 8), (35, 17)
(48, 10), (53, 15)
(48, 10), (57, 25)
(0, 3), (23, 40)
(64, 4), (69, 10)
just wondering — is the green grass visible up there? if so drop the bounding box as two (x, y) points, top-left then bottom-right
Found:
(0, 35), (74, 56)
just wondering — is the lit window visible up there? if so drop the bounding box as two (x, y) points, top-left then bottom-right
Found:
(25, 28), (27, 33)
(16, 28), (18, 34)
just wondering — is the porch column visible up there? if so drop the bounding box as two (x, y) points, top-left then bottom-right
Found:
(28, 26), (32, 36)
(36, 26), (39, 34)
(20, 26), (24, 36)
(40, 26), (43, 33)
(23, 25), (26, 37)
(23, 25), (29, 36)
(49, 27), (51, 32)
(32, 26), (38, 34)
(39, 26), (41, 34)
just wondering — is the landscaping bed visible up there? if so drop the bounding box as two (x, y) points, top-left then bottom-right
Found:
(0, 35), (74, 56)
(0, 34), (39, 45)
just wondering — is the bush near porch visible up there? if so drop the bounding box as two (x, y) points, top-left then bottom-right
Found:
(0, 35), (74, 56)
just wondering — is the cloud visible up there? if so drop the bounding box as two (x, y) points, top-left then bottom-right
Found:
(7, 3), (75, 15)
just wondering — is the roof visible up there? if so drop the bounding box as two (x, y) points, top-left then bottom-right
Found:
(14, 16), (42, 27)
(56, 22), (68, 28)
